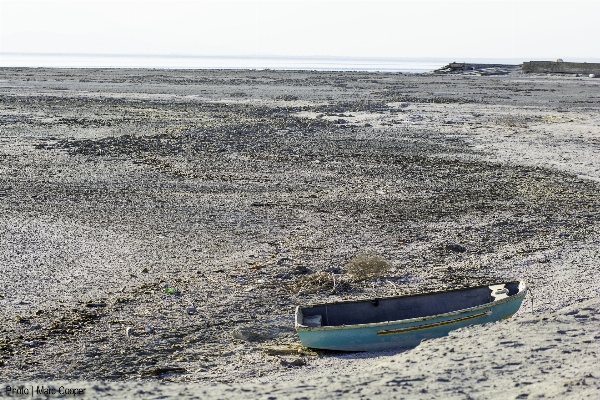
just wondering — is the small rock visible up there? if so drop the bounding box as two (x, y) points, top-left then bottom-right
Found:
(279, 357), (305, 367)
(125, 327), (133, 337)
(293, 265), (309, 274)
(86, 302), (106, 308)
(145, 326), (154, 333)
(141, 267), (149, 273)
(232, 327), (274, 342)
(444, 244), (466, 253)
(186, 307), (197, 315)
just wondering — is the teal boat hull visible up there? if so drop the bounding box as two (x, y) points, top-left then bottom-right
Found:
(296, 282), (527, 351)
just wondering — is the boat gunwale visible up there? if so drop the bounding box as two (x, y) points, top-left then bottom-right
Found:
(295, 281), (527, 332)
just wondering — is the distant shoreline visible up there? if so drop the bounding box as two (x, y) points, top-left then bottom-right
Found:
(0, 53), (532, 72)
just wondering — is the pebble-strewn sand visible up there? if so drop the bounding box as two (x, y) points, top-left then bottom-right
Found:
(1, 68), (599, 398)
(17, 299), (600, 399)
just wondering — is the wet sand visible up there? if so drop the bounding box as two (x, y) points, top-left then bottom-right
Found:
(1, 68), (599, 398)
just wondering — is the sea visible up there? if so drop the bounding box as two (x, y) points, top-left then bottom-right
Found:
(0, 53), (532, 73)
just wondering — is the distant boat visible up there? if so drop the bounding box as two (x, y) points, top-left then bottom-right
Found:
(295, 281), (527, 351)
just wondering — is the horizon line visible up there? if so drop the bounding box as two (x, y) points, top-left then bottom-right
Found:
(4, 52), (596, 62)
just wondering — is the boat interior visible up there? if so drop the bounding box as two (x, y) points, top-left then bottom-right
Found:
(299, 282), (522, 327)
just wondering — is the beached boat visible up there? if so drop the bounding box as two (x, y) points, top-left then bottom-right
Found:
(295, 281), (527, 351)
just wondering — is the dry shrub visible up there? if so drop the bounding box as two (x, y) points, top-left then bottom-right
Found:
(291, 272), (333, 295)
(346, 253), (391, 281)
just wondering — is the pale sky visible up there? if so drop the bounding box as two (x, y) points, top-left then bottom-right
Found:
(0, 0), (598, 59)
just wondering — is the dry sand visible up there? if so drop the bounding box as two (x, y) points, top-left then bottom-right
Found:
(1, 68), (599, 398)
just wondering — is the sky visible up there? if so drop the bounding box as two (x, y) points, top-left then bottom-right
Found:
(0, 0), (598, 59)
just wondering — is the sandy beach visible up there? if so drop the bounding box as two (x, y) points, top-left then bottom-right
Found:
(1, 67), (599, 398)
